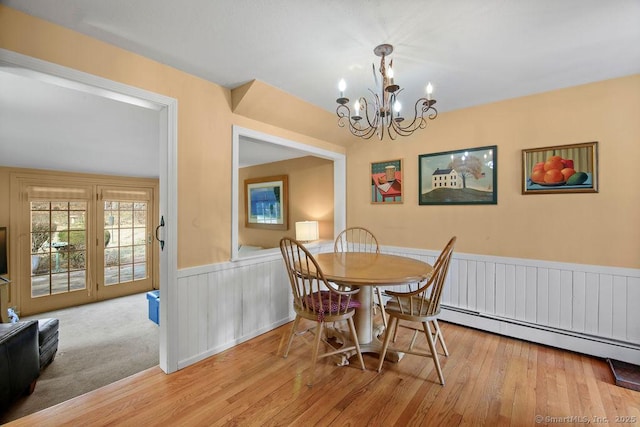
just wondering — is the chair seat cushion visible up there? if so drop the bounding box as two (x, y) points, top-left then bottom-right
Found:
(303, 291), (360, 321)
(386, 296), (434, 317)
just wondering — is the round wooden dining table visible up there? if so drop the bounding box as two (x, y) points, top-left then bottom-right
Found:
(313, 252), (433, 362)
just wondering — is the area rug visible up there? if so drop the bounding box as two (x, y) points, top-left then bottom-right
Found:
(0, 292), (159, 423)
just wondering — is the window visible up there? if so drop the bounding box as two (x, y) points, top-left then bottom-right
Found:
(98, 186), (154, 296)
(103, 200), (149, 285)
(30, 201), (87, 297)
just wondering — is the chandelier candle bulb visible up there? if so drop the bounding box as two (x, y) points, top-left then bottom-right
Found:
(426, 82), (433, 100)
(336, 79), (349, 105)
(338, 79), (346, 97)
(393, 99), (403, 122)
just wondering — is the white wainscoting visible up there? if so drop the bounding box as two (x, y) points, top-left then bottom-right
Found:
(175, 244), (640, 369)
(381, 246), (640, 364)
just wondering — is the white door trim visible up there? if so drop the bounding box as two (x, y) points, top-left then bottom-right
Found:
(0, 48), (179, 373)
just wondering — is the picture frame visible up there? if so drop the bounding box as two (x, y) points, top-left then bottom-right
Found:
(371, 159), (403, 204)
(419, 145), (497, 205)
(244, 175), (288, 230)
(522, 142), (598, 194)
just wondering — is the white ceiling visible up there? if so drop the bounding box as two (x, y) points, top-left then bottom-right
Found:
(1, 1), (639, 174)
(238, 137), (310, 168)
(0, 67), (161, 177)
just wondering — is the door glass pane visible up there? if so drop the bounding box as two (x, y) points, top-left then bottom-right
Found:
(31, 201), (87, 297)
(120, 228), (133, 246)
(104, 199), (148, 287)
(105, 266), (119, 285)
(120, 265), (133, 282)
(133, 263), (146, 280)
(134, 245), (146, 263)
(120, 247), (133, 264)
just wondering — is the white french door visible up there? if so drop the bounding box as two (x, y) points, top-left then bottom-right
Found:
(96, 186), (154, 299)
(23, 183), (95, 313)
(28, 197), (94, 312)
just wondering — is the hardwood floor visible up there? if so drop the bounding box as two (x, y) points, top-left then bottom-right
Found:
(7, 321), (639, 426)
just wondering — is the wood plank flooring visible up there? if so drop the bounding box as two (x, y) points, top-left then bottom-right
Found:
(6, 321), (639, 426)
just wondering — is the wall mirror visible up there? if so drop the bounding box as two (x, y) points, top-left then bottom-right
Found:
(232, 126), (346, 260)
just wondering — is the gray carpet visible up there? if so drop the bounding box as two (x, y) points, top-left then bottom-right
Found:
(0, 292), (159, 424)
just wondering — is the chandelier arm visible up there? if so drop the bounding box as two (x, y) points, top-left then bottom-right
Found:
(404, 98), (430, 131)
(357, 97), (380, 139)
(368, 88), (384, 124)
(420, 98), (439, 122)
(393, 98), (437, 135)
(389, 118), (419, 137)
(383, 121), (396, 141)
(336, 104), (351, 129)
(377, 89), (392, 141)
(336, 99), (378, 139)
(360, 97), (376, 129)
(427, 105), (438, 120)
(355, 125), (378, 139)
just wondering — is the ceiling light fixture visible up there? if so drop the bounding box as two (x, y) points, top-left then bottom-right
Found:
(336, 44), (437, 141)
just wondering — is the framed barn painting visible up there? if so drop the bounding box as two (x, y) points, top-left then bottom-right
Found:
(244, 175), (288, 230)
(371, 159), (403, 204)
(522, 142), (598, 194)
(419, 146), (497, 205)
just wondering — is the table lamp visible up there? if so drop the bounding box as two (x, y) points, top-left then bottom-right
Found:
(295, 221), (319, 243)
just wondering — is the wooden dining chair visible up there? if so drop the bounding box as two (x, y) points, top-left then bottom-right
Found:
(280, 237), (366, 386)
(334, 227), (388, 329)
(376, 236), (456, 385)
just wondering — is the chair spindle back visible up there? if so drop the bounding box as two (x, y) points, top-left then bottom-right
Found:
(387, 236), (456, 317)
(334, 227), (380, 254)
(280, 237), (357, 319)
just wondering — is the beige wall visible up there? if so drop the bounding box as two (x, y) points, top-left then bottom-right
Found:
(238, 156), (334, 249)
(346, 75), (640, 268)
(2, 6), (638, 270)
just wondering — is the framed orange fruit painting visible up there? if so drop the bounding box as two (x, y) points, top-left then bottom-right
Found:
(522, 142), (598, 194)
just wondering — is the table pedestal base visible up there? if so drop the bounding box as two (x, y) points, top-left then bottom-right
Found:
(325, 323), (404, 366)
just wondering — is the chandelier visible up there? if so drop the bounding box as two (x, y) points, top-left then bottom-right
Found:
(336, 44), (437, 140)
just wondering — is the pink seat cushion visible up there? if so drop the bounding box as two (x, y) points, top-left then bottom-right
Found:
(304, 291), (360, 321)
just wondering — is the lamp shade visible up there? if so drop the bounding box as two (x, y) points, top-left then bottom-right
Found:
(295, 221), (319, 242)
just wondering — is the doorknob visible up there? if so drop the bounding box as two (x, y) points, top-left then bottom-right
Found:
(155, 216), (165, 251)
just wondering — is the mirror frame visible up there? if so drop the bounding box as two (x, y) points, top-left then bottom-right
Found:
(231, 126), (346, 260)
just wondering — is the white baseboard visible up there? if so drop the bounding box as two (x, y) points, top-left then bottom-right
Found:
(441, 306), (640, 365)
(177, 317), (292, 369)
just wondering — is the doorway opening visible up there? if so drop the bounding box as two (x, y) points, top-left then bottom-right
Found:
(0, 48), (178, 373)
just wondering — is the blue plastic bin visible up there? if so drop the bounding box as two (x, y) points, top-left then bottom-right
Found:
(146, 290), (160, 325)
